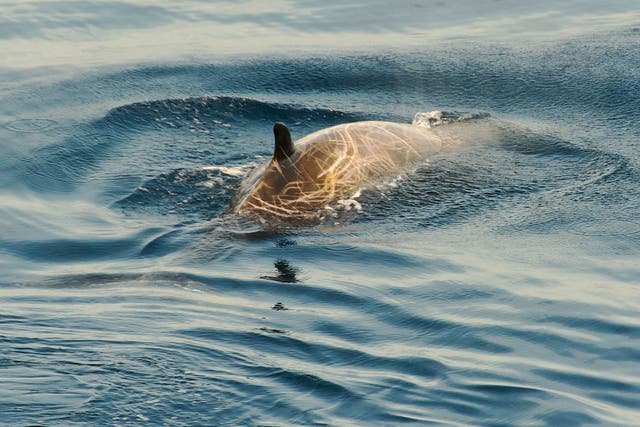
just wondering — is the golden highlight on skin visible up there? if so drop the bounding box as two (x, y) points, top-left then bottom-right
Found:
(233, 121), (442, 222)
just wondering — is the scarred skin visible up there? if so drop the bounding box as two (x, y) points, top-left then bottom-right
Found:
(232, 121), (443, 221)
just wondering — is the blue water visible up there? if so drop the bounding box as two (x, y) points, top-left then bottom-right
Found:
(2, 1), (640, 426)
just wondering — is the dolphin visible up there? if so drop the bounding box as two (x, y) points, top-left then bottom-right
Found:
(232, 121), (443, 222)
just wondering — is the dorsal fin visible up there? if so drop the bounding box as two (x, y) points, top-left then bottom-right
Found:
(273, 122), (295, 161)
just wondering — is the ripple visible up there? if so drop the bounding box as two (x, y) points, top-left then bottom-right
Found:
(533, 368), (638, 392)
(569, 218), (640, 237)
(542, 315), (640, 337)
(320, 241), (358, 252)
(113, 166), (243, 220)
(5, 118), (58, 133)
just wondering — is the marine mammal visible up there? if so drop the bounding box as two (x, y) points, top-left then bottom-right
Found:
(232, 121), (443, 222)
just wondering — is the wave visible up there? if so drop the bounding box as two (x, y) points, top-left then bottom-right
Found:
(7, 92), (637, 244)
(13, 97), (366, 195)
(4, 267), (639, 425)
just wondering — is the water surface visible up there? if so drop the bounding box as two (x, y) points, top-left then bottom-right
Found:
(1, 1), (640, 426)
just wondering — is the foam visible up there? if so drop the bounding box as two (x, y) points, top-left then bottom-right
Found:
(412, 111), (444, 128)
(200, 165), (246, 177)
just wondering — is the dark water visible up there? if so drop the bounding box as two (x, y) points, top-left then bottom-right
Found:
(2, 1), (640, 426)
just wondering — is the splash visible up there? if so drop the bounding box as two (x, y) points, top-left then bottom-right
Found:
(412, 111), (445, 128)
(200, 165), (247, 177)
(413, 110), (491, 128)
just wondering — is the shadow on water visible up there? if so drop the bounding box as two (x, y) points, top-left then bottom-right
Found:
(261, 259), (300, 283)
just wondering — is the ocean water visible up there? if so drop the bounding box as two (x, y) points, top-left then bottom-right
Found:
(2, 1), (640, 426)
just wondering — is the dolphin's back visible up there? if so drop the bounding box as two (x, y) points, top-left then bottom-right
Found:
(234, 121), (442, 220)
(295, 121), (441, 179)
